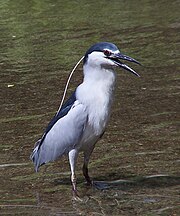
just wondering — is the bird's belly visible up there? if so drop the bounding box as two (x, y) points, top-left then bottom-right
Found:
(79, 124), (100, 151)
(76, 79), (115, 151)
(88, 101), (111, 135)
(79, 107), (110, 152)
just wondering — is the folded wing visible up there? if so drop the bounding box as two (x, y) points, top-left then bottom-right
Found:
(30, 92), (87, 172)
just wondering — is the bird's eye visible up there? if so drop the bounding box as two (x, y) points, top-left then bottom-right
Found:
(103, 50), (111, 56)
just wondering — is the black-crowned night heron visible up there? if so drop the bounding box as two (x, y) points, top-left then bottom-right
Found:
(30, 42), (140, 195)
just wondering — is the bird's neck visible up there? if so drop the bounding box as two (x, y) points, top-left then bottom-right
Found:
(81, 65), (116, 100)
(76, 65), (116, 135)
(83, 64), (116, 84)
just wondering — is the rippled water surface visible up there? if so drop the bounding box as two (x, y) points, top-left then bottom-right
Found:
(0, 0), (179, 215)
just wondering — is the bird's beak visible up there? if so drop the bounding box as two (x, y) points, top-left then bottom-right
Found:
(109, 53), (141, 77)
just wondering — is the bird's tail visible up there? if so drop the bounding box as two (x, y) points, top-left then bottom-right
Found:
(30, 139), (41, 172)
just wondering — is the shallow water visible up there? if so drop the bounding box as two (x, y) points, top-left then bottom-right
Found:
(0, 0), (179, 215)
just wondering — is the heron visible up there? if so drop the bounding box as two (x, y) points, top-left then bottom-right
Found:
(30, 42), (140, 195)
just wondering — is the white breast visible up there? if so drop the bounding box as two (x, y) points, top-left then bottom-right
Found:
(76, 67), (116, 137)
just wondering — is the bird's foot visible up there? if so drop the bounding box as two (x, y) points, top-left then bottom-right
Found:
(84, 178), (109, 190)
(72, 188), (84, 202)
(71, 182), (82, 201)
(72, 190), (79, 200)
(85, 179), (92, 187)
(92, 181), (111, 190)
(84, 175), (93, 187)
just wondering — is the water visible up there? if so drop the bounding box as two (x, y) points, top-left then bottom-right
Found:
(0, 0), (179, 215)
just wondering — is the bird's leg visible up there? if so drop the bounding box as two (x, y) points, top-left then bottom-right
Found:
(83, 150), (94, 186)
(83, 162), (92, 186)
(68, 149), (78, 196)
(71, 173), (77, 194)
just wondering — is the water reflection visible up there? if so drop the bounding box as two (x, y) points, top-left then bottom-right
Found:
(0, 0), (179, 215)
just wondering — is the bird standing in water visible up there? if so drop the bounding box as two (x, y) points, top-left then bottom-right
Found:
(30, 42), (140, 195)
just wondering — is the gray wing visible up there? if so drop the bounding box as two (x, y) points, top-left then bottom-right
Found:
(31, 99), (87, 172)
(41, 91), (77, 143)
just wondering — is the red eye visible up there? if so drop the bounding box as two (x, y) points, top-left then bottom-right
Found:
(103, 49), (111, 56)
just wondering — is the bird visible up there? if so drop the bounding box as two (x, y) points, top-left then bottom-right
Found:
(30, 42), (140, 195)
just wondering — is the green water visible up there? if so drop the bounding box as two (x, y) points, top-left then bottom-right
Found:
(0, 0), (179, 215)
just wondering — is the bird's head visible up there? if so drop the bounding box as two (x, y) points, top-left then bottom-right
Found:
(84, 42), (140, 77)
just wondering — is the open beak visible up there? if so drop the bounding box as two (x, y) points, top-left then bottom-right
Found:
(109, 53), (141, 77)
